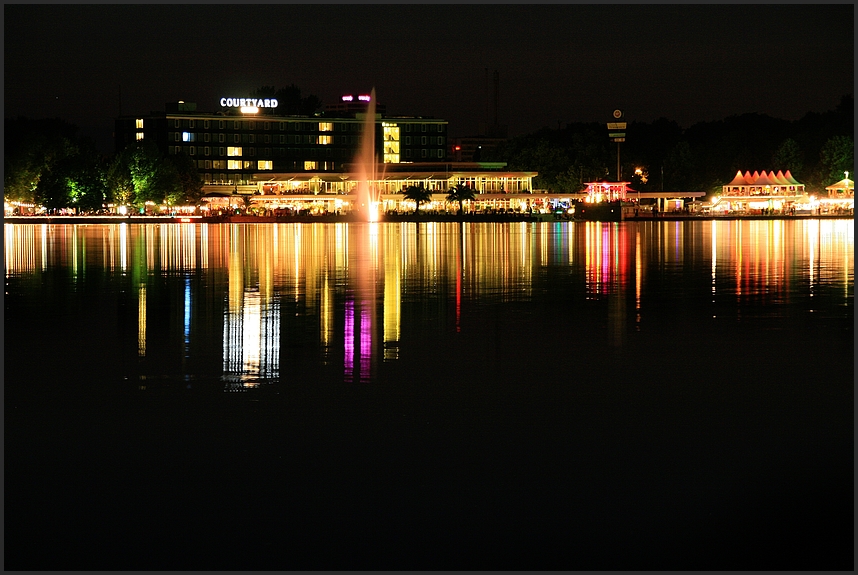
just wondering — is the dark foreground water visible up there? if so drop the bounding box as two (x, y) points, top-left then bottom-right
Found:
(5, 220), (853, 570)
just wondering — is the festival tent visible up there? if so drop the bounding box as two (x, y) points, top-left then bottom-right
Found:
(774, 170), (791, 185)
(825, 177), (854, 195)
(784, 170), (801, 185)
(727, 171), (747, 186)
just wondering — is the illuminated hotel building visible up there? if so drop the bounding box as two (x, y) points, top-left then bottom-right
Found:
(114, 95), (448, 191)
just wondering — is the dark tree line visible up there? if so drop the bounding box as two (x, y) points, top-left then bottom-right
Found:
(486, 95), (854, 195)
(5, 117), (203, 212)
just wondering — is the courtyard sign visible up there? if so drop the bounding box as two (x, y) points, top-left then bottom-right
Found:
(220, 98), (279, 109)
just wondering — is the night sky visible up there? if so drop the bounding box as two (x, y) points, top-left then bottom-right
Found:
(5, 4), (853, 153)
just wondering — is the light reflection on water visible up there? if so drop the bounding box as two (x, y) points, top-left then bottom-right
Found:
(4, 220), (853, 388)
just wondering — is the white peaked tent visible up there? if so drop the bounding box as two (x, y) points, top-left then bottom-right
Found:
(825, 177), (854, 196)
(721, 170), (805, 196)
(822, 177), (854, 211)
(716, 169), (807, 212)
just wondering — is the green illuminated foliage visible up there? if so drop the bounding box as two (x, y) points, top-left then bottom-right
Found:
(4, 117), (79, 204)
(820, 136), (854, 184)
(107, 142), (202, 208)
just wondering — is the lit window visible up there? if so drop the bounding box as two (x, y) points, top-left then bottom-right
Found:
(319, 122), (333, 131)
(135, 119), (144, 129)
(243, 160), (253, 169)
(383, 125), (400, 144)
(182, 132), (195, 142)
(258, 161), (273, 170)
(304, 161), (318, 170)
(228, 147), (242, 156)
(228, 160), (242, 169)
(135, 132), (144, 141)
(319, 135), (332, 145)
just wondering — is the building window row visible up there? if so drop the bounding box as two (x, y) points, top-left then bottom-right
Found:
(165, 120), (445, 136)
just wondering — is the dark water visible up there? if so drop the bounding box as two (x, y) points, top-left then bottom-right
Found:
(5, 220), (853, 570)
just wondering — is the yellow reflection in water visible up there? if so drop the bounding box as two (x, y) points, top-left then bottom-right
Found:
(4, 221), (853, 384)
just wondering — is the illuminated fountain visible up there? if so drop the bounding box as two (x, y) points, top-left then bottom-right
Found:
(351, 88), (382, 222)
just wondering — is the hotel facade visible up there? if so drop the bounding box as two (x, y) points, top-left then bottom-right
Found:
(114, 96), (450, 191)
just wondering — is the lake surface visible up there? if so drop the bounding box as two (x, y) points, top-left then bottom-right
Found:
(5, 220), (854, 570)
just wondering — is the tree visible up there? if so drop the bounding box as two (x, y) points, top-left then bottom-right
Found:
(164, 152), (203, 205)
(445, 183), (475, 214)
(107, 141), (195, 209)
(819, 135), (854, 184)
(106, 147), (135, 206)
(402, 184), (432, 214)
(60, 142), (107, 212)
(4, 117), (80, 204)
(663, 141), (695, 191)
(773, 138), (804, 178)
(127, 141), (169, 206)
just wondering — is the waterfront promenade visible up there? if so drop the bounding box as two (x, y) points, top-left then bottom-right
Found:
(4, 212), (852, 225)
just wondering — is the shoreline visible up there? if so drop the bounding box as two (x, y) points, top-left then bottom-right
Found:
(3, 213), (852, 225)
